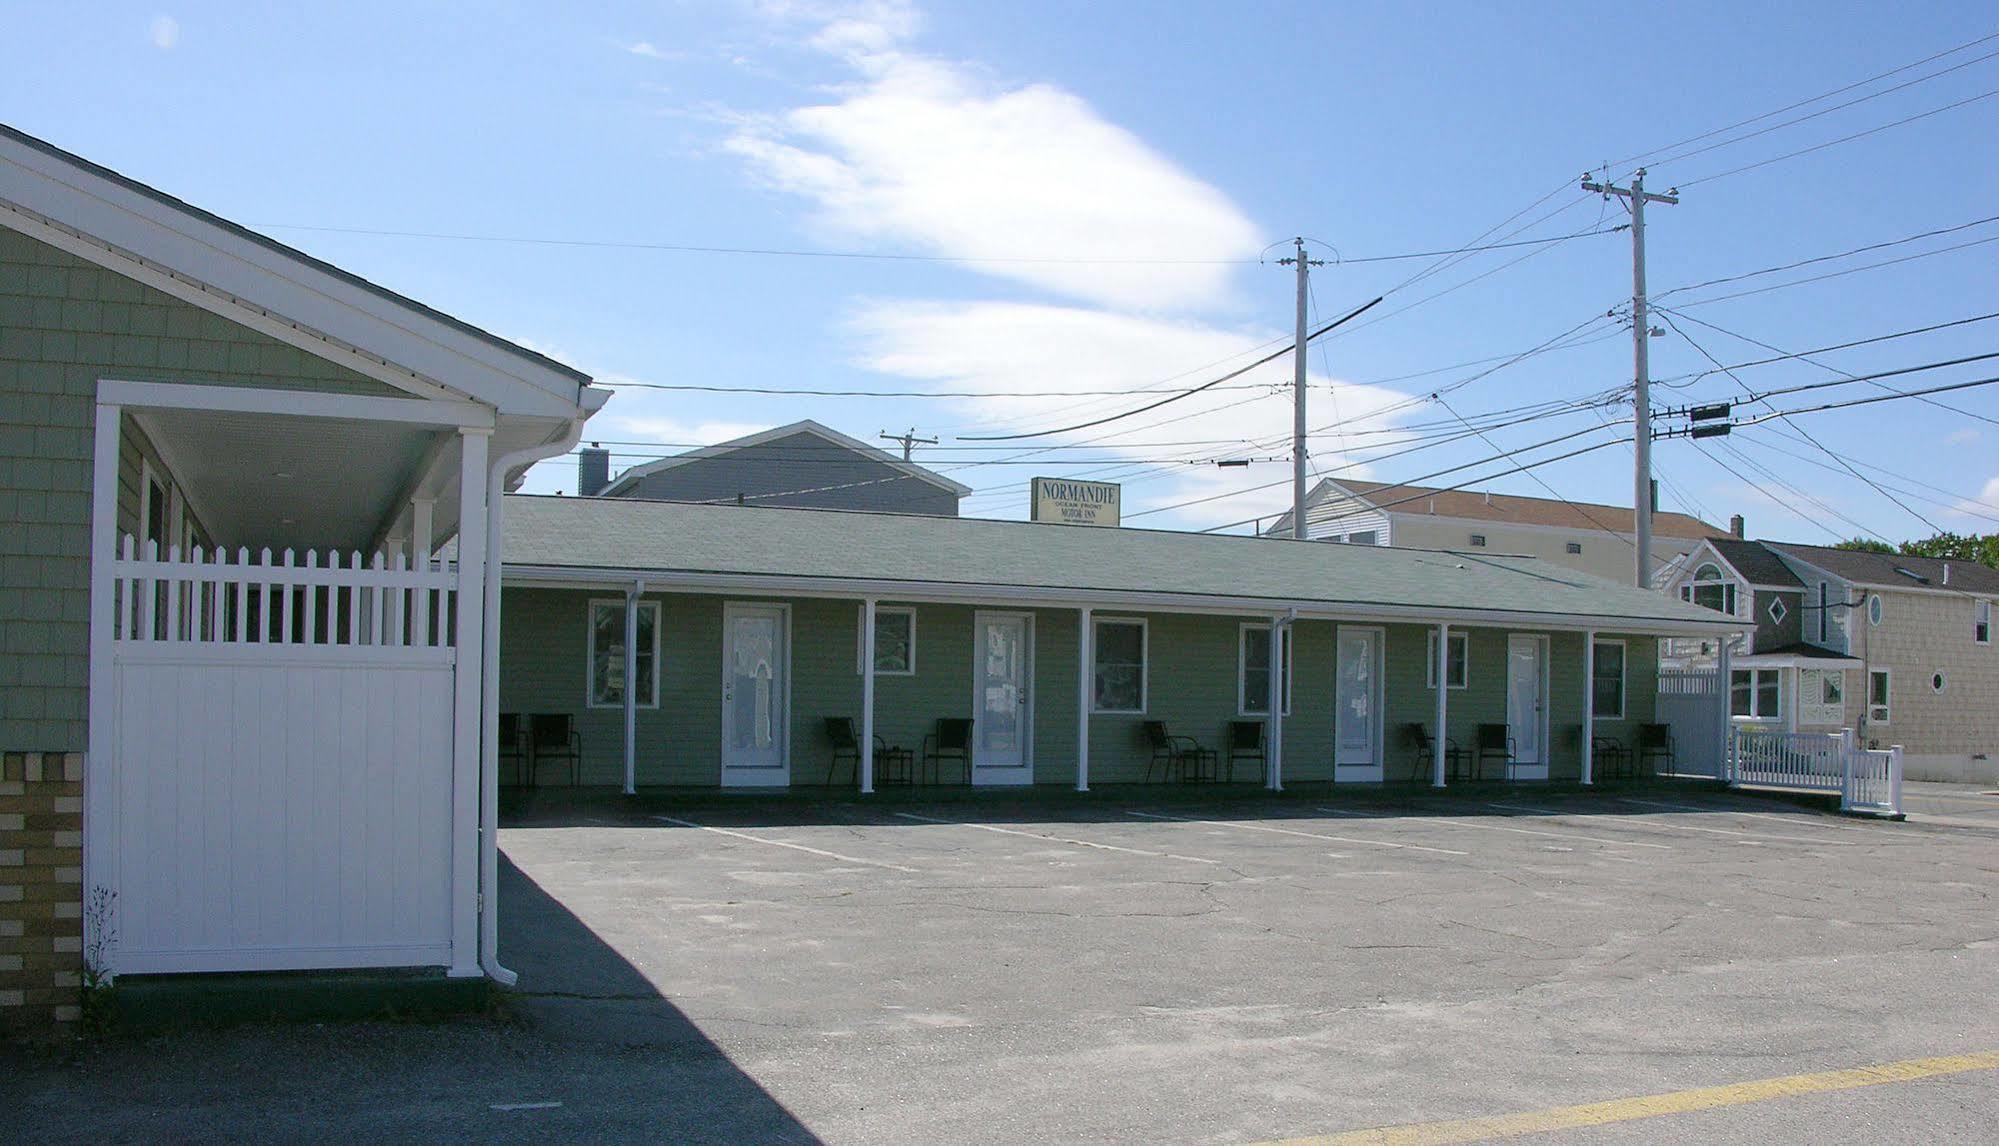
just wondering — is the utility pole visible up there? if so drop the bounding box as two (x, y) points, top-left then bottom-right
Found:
(1276, 238), (1324, 540)
(1581, 169), (1678, 587)
(879, 427), (937, 462)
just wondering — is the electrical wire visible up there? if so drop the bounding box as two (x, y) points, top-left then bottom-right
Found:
(1676, 83), (1999, 188)
(1653, 213), (1999, 302)
(1664, 232), (1999, 309)
(1652, 309), (1999, 389)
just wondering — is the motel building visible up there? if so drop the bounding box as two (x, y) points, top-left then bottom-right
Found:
(495, 495), (1741, 793)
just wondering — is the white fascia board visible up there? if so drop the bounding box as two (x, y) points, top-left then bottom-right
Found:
(502, 564), (1744, 636)
(98, 378), (493, 427)
(1, 136), (589, 419)
(1730, 653), (1865, 669)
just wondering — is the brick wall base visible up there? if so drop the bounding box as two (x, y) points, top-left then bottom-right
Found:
(0, 751), (84, 1038)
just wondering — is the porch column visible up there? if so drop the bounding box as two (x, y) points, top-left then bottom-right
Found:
(1076, 606), (1092, 792)
(83, 402), (122, 971)
(860, 597), (877, 794)
(1433, 622), (1450, 788)
(1267, 614), (1285, 791)
(622, 580), (644, 796)
(1581, 630), (1597, 786)
(1717, 634), (1733, 782)
(449, 427), (491, 977)
(411, 497), (435, 562)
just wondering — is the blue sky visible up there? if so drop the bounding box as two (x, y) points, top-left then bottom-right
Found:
(6, 1), (1998, 542)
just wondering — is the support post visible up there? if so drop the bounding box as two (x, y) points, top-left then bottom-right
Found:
(860, 597), (877, 794)
(1076, 606), (1092, 792)
(1581, 630), (1597, 786)
(449, 427), (490, 978)
(1717, 635), (1733, 783)
(84, 401), (122, 975)
(1291, 239), (1309, 540)
(622, 580), (643, 796)
(411, 497), (435, 563)
(1433, 622), (1450, 788)
(1267, 614), (1286, 790)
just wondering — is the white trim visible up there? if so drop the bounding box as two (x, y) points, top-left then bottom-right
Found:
(1505, 633), (1552, 778)
(1332, 624), (1387, 781)
(1425, 629), (1470, 691)
(586, 598), (660, 709)
(1930, 670), (1947, 694)
(1581, 630), (1596, 786)
(855, 604), (917, 676)
(1075, 607), (1092, 792)
(449, 427), (489, 977)
(720, 601), (793, 786)
(128, 409), (222, 549)
(1867, 667), (1892, 726)
(1591, 637), (1627, 721)
(1730, 666), (1785, 723)
(970, 610), (1036, 782)
(1090, 616), (1148, 715)
(1236, 621), (1293, 717)
(861, 597), (876, 795)
(84, 403), (122, 975)
(1867, 593), (1883, 626)
(98, 378), (493, 428)
(1765, 596), (1788, 626)
(600, 419), (973, 498)
(1976, 598), (1992, 645)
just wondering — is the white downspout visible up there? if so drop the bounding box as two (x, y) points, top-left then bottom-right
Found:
(478, 415), (592, 986)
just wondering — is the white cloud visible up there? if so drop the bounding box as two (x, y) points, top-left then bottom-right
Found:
(725, 10), (1260, 311)
(1947, 427), (1981, 445)
(1951, 475), (1999, 520)
(626, 41), (685, 62)
(149, 15), (179, 50)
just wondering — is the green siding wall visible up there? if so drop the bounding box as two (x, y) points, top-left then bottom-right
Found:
(0, 226), (397, 751)
(497, 585), (1659, 790)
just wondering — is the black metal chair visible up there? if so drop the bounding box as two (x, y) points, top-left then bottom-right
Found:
(1636, 723), (1675, 777)
(1473, 723), (1515, 781)
(1592, 731), (1632, 779)
(499, 713), (528, 786)
(1224, 720), (1266, 784)
(825, 717), (911, 785)
(1141, 721), (1215, 782)
(529, 713), (581, 786)
(922, 718), (974, 785)
(1403, 722), (1465, 782)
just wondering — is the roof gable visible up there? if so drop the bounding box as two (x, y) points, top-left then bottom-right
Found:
(601, 420), (973, 498)
(1322, 478), (1725, 539)
(1701, 538), (1806, 588)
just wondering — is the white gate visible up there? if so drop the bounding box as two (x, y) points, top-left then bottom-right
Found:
(1727, 727), (1904, 817)
(103, 540), (460, 974)
(1656, 668), (1723, 779)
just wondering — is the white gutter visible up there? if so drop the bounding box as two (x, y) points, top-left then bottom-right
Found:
(477, 413), (596, 986)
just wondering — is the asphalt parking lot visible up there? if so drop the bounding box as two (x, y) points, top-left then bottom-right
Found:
(7, 783), (1998, 1144)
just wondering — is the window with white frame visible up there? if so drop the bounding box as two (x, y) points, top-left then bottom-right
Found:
(1591, 639), (1626, 719)
(1469, 533), (1488, 547)
(1765, 596), (1788, 625)
(1976, 599), (1991, 644)
(1730, 668), (1781, 720)
(1565, 541), (1583, 555)
(1867, 669), (1891, 725)
(1348, 530), (1378, 546)
(1867, 594), (1883, 626)
(1238, 623), (1292, 715)
(1092, 618), (1147, 714)
(855, 606), (916, 675)
(1426, 630), (1469, 690)
(588, 599), (660, 708)
(1681, 562), (1737, 615)
(1799, 668), (1844, 725)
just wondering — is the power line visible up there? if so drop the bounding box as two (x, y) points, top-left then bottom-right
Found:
(1664, 232), (1999, 308)
(1433, 395), (1636, 551)
(1676, 83), (1999, 188)
(1731, 371), (1999, 425)
(1735, 429), (1999, 526)
(1653, 308), (1999, 388)
(1653, 213), (1999, 301)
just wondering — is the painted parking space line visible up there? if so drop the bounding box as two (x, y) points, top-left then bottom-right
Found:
(1317, 807), (1674, 850)
(1258, 1047), (1999, 1145)
(891, 812), (1223, 865)
(1129, 811), (1470, 856)
(650, 815), (920, 873)
(1484, 802), (1831, 846)
(1617, 795), (1873, 832)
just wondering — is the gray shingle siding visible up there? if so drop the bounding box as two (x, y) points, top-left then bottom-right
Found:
(0, 226), (393, 751)
(607, 432), (960, 516)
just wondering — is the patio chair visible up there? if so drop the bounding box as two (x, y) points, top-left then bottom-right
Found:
(922, 718), (974, 785)
(1224, 720), (1266, 784)
(499, 713), (528, 786)
(1636, 723), (1675, 778)
(1592, 731), (1631, 780)
(825, 717), (912, 786)
(1141, 721), (1215, 782)
(529, 713), (581, 787)
(1402, 723), (1464, 782)
(1473, 723), (1515, 781)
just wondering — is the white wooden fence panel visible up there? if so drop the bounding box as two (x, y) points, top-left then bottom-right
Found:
(1726, 727), (1903, 817)
(1656, 669), (1723, 779)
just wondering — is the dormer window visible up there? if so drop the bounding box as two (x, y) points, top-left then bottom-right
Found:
(1681, 561), (1737, 615)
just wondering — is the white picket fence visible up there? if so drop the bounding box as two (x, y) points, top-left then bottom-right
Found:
(1727, 726), (1903, 817)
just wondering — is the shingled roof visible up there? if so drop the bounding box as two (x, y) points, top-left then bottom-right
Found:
(1269, 479), (1728, 540)
(1768, 542), (1999, 594)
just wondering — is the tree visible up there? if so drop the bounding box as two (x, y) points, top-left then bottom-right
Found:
(1899, 531), (1999, 569)
(1834, 537), (1895, 553)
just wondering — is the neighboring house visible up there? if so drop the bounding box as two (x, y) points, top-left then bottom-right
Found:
(1264, 478), (1731, 584)
(1, 123), (604, 1031)
(496, 494), (1737, 792)
(581, 419), (969, 516)
(1663, 537), (1999, 782)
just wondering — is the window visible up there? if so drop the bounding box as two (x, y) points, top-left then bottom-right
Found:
(1565, 541), (1583, 555)
(1238, 624), (1293, 715)
(1976, 599), (1991, 644)
(855, 606), (916, 675)
(1591, 639), (1626, 719)
(1799, 668), (1844, 725)
(1469, 533), (1487, 547)
(1092, 618), (1147, 713)
(1730, 668), (1782, 721)
(1766, 596), (1788, 625)
(1868, 669), (1891, 725)
(588, 599), (660, 708)
(1426, 630), (1469, 690)
(1931, 671), (1947, 693)
(1348, 530), (1378, 546)
(1681, 562), (1737, 616)
(1867, 594), (1883, 626)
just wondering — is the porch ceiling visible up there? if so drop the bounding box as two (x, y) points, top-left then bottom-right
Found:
(139, 407), (438, 554)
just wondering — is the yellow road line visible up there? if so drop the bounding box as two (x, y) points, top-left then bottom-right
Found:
(1264, 1049), (1999, 1145)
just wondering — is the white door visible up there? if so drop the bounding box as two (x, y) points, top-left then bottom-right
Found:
(971, 612), (1033, 784)
(1506, 634), (1549, 781)
(1334, 627), (1384, 782)
(722, 604), (789, 786)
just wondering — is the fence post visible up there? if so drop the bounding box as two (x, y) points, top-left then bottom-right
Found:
(1890, 745), (1904, 817)
(1838, 728), (1856, 812)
